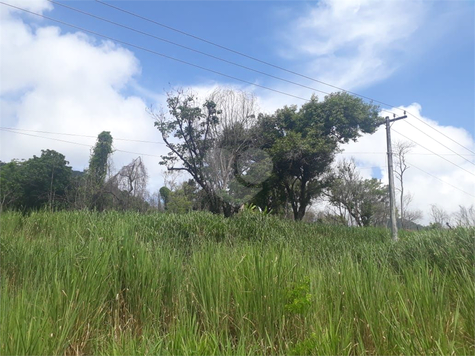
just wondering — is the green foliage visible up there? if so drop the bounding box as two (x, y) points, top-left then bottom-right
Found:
(1, 211), (473, 355)
(285, 278), (312, 315)
(154, 91), (231, 215)
(159, 186), (171, 209)
(0, 150), (72, 211)
(89, 131), (113, 185)
(329, 159), (389, 227)
(255, 93), (382, 220)
(87, 131), (113, 210)
(0, 160), (23, 210)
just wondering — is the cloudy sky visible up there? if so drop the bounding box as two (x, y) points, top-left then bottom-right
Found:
(1, 0), (474, 224)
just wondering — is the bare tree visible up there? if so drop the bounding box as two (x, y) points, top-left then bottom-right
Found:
(453, 205), (475, 227)
(107, 157), (149, 210)
(393, 141), (422, 227)
(115, 157), (148, 198)
(430, 204), (451, 228)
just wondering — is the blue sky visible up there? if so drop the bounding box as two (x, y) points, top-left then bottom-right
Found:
(1, 0), (474, 222)
(39, 0), (474, 130)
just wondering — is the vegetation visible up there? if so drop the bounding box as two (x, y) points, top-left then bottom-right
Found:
(153, 90), (381, 219)
(254, 93), (381, 220)
(1, 88), (473, 228)
(1, 210), (473, 355)
(328, 159), (389, 227)
(0, 150), (72, 211)
(153, 88), (261, 216)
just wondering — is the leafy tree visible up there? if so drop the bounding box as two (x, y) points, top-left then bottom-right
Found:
(152, 89), (259, 216)
(159, 187), (172, 210)
(256, 93), (381, 220)
(22, 150), (73, 210)
(159, 180), (207, 213)
(88, 131), (113, 210)
(89, 131), (113, 185)
(2, 150), (73, 211)
(0, 160), (23, 211)
(328, 159), (389, 227)
(167, 188), (193, 214)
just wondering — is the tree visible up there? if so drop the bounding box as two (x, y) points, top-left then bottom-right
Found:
(256, 93), (381, 220)
(159, 186), (172, 210)
(327, 159), (389, 227)
(88, 131), (113, 210)
(452, 205), (475, 227)
(393, 141), (422, 227)
(3, 150), (72, 211)
(430, 204), (450, 228)
(152, 88), (261, 216)
(89, 131), (113, 185)
(107, 157), (149, 211)
(0, 160), (23, 211)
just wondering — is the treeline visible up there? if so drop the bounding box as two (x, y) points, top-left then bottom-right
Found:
(151, 88), (392, 226)
(2, 88), (472, 228)
(0, 132), (149, 213)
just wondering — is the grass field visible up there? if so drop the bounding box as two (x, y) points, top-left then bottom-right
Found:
(1, 210), (474, 355)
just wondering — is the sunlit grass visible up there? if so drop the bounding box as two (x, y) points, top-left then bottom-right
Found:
(1, 210), (473, 355)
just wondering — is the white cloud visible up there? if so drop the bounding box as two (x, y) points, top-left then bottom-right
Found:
(1, 1), (472, 224)
(338, 104), (475, 225)
(280, 0), (426, 90)
(0, 2), (169, 193)
(0, 0), (52, 17)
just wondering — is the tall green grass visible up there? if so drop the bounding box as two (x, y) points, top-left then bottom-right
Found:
(1, 210), (473, 355)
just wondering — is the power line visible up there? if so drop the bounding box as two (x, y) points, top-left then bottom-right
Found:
(4, 127), (473, 158)
(46, 0), (337, 100)
(0, 128), (92, 147)
(400, 119), (474, 166)
(0, 2), (309, 103)
(392, 128), (475, 178)
(406, 112), (475, 155)
(0, 127), (166, 145)
(93, 0), (394, 108)
(339, 152), (475, 156)
(408, 162), (475, 199)
(0, 128), (164, 159)
(4, 128), (473, 198)
(95, 0), (475, 155)
(3, 1), (473, 167)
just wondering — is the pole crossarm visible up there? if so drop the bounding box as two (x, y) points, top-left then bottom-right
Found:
(389, 115), (407, 123)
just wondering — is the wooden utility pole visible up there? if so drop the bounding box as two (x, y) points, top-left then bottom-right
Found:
(385, 113), (407, 241)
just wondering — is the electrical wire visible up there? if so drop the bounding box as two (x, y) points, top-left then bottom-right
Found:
(0, 128), (164, 158)
(2, 128), (473, 198)
(408, 162), (475, 198)
(0, 2), (309, 103)
(339, 152), (475, 156)
(401, 119), (474, 166)
(0, 127), (166, 145)
(95, 0), (475, 155)
(2, 1), (474, 171)
(46, 0), (337, 99)
(392, 128), (475, 178)
(3, 127), (473, 158)
(93, 0), (397, 108)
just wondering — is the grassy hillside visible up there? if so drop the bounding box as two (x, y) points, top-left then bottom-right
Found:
(1, 210), (473, 355)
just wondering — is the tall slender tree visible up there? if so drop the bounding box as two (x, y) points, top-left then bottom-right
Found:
(88, 131), (113, 210)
